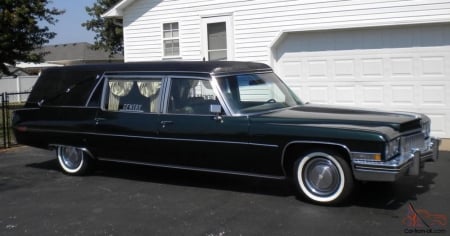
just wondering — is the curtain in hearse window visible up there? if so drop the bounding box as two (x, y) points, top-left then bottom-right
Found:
(106, 78), (162, 113)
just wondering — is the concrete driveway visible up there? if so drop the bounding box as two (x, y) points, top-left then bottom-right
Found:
(0, 146), (449, 236)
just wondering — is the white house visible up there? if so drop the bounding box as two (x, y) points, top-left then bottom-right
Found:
(104, 0), (450, 137)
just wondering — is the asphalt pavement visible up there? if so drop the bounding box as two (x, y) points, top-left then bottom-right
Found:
(0, 146), (449, 236)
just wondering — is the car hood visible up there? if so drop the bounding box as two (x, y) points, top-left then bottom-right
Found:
(254, 104), (424, 133)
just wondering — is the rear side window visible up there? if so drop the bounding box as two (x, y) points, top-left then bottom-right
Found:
(167, 78), (218, 114)
(26, 69), (101, 107)
(104, 77), (162, 113)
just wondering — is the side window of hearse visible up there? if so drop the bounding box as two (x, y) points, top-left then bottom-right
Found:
(168, 78), (218, 114)
(105, 78), (162, 113)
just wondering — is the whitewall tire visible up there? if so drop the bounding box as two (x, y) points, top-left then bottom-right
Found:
(57, 146), (92, 175)
(294, 151), (353, 205)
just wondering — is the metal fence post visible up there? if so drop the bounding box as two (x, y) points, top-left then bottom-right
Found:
(1, 92), (6, 149)
(5, 93), (10, 148)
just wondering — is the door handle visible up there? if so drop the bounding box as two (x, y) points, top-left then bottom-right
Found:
(160, 120), (174, 128)
(94, 118), (106, 125)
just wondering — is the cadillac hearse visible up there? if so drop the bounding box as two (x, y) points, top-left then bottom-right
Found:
(13, 61), (441, 204)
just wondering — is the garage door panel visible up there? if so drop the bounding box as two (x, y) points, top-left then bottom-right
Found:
(306, 60), (328, 79)
(421, 56), (447, 78)
(361, 85), (385, 106)
(361, 58), (384, 78)
(423, 113), (448, 138)
(390, 57), (415, 78)
(305, 86), (330, 104)
(275, 24), (450, 137)
(391, 85), (416, 106)
(421, 84), (447, 106)
(334, 59), (356, 79)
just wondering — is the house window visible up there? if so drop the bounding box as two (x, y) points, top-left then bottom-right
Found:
(201, 15), (233, 61)
(207, 22), (227, 61)
(163, 22), (180, 57)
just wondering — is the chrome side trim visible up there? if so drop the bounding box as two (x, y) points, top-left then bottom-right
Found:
(98, 158), (286, 180)
(13, 107), (40, 112)
(210, 75), (234, 116)
(30, 128), (279, 148)
(280, 141), (352, 176)
(84, 73), (105, 107)
(160, 76), (171, 114)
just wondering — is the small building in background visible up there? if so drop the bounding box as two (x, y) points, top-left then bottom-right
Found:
(1, 42), (124, 98)
(37, 42), (124, 66)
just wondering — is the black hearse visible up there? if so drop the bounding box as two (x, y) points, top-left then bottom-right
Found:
(13, 61), (440, 204)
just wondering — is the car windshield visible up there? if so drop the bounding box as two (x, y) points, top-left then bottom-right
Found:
(216, 72), (302, 114)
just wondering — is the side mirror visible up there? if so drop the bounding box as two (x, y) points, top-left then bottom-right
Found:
(210, 104), (223, 123)
(209, 104), (222, 114)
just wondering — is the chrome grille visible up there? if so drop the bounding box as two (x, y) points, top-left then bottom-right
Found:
(401, 133), (425, 154)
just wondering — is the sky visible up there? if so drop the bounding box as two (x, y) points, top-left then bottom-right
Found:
(44, 0), (99, 45)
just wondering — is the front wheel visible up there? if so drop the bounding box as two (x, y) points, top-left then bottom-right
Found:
(294, 151), (354, 205)
(57, 146), (93, 175)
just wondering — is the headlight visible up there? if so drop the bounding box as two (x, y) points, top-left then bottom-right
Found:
(385, 138), (401, 159)
(422, 122), (430, 138)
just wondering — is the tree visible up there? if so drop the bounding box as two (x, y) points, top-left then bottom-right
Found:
(82, 0), (123, 56)
(0, 0), (64, 76)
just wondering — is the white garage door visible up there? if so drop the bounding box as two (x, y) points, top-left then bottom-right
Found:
(274, 23), (450, 138)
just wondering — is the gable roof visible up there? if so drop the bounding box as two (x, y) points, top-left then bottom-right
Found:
(102, 0), (137, 18)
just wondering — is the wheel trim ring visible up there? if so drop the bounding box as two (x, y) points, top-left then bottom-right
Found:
(297, 152), (346, 203)
(58, 146), (84, 173)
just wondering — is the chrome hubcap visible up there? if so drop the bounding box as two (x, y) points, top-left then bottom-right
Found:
(303, 157), (340, 197)
(60, 147), (83, 170)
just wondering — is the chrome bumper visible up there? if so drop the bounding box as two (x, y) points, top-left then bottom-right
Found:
(353, 137), (441, 182)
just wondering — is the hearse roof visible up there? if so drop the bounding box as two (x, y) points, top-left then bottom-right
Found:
(42, 61), (272, 75)
(26, 61), (272, 108)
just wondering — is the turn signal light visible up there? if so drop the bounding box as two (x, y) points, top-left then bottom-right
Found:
(374, 153), (382, 161)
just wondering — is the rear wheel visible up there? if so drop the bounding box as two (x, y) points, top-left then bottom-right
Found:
(57, 146), (93, 175)
(294, 151), (353, 205)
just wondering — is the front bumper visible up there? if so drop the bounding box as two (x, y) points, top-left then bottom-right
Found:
(352, 137), (441, 182)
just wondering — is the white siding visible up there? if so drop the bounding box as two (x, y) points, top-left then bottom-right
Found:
(121, 0), (450, 62)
